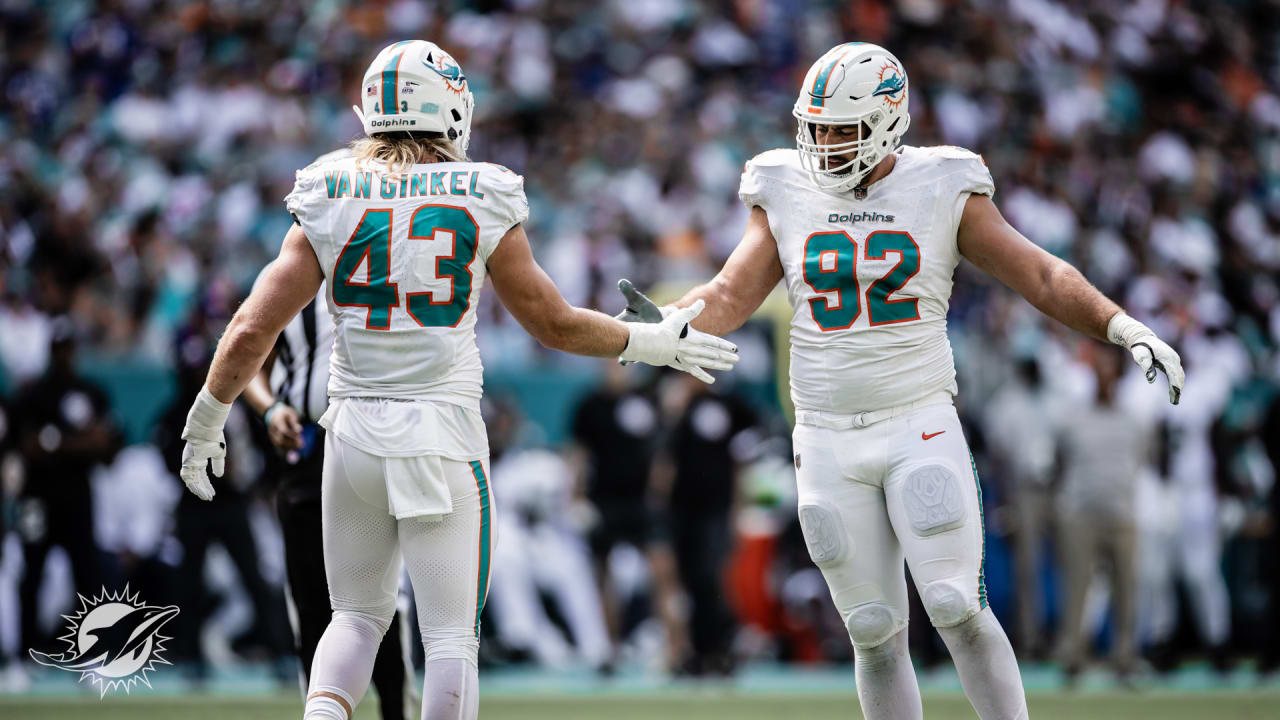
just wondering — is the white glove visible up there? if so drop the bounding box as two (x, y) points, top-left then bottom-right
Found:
(619, 299), (739, 383)
(180, 386), (232, 501)
(615, 279), (673, 367)
(1107, 312), (1185, 405)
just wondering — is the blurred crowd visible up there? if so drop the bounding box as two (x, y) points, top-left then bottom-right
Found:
(3, 0), (1280, 689)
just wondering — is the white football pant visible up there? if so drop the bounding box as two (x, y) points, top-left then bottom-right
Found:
(304, 433), (495, 720)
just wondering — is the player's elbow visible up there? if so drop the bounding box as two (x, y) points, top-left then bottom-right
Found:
(529, 306), (577, 352)
(534, 324), (571, 353)
(221, 310), (275, 357)
(1029, 258), (1076, 308)
(705, 275), (752, 333)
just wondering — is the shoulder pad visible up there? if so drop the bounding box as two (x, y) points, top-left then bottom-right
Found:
(918, 145), (985, 163)
(478, 161), (520, 176)
(473, 163), (529, 230)
(911, 145), (993, 198)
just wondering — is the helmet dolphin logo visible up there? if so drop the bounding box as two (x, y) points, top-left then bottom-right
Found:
(423, 52), (464, 83)
(872, 73), (905, 98)
(30, 604), (179, 673)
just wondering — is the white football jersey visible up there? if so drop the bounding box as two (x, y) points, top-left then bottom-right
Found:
(739, 145), (994, 414)
(286, 149), (528, 410)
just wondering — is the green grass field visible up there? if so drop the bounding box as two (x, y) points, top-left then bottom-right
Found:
(3, 691), (1280, 720)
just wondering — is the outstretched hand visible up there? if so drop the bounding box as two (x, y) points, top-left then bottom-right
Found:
(615, 282), (738, 383)
(615, 279), (668, 324)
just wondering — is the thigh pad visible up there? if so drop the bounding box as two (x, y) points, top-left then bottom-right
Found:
(901, 464), (967, 536)
(798, 500), (848, 567)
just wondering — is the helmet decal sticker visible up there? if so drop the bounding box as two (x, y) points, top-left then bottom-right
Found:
(874, 63), (906, 107)
(424, 51), (467, 94)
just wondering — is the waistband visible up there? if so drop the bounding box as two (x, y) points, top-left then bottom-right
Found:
(794, 391), (953, 430)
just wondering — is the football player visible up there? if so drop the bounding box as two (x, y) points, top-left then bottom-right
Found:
(175, 40), (739, 720)
(617, 43), (1183, 720)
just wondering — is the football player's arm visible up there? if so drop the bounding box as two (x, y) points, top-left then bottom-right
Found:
(670, 207), (783, 337)
(177, 224), (323, 500)
(487, 224), (629, 357)
(240, 350), (277, 416)
(958, 194), (1183, 403)
(487, 224), (738, 377)
(206, 226), (324, 402)
(958, 194), (1117, 339)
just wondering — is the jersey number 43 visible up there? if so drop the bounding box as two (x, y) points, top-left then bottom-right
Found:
(802, 230), (920, 330)
(333, 204), (478, 330)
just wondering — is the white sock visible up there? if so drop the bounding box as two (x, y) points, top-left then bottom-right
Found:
(936, 608), (1028, 720)
(306, 610), (388, 719)
(421, 658), (479, 720)
(854, 629), (922, 720)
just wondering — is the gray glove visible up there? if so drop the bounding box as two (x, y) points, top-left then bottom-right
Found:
(614, 279), (668, 324)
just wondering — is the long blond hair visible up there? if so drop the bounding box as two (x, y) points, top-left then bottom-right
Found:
(348, 133), (465, 175)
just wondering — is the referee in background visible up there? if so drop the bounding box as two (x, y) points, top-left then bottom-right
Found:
(242, 277), (414, 720)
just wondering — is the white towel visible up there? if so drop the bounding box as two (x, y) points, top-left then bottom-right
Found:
(385, 454), (453, 519)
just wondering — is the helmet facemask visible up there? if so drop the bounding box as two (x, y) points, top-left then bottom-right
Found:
(794, 117), (888, 191)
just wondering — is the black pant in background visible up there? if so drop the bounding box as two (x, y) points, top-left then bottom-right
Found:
(277, 430), (409, 720)
(19, 490), (101, 653)
(173, 492), (293, 673)
(670, 508), (737, 668)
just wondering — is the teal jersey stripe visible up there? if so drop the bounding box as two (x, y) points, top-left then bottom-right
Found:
(809, 42), (862, 108)
(968, 450), (988, 609)
(381, 41), (413, 115)
(469, 460), (492, 637)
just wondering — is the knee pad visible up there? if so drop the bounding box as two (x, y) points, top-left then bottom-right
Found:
(330, 607), (393, 639)
(845, 602), (900, 649)
(421, 627), (479, 666)
(901, 464), (967, 536)
(798, 501), (848, 567)
(921, 580), (975, 628)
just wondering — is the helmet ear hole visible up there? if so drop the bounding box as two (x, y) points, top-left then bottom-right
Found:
(448, 128), (458, 140)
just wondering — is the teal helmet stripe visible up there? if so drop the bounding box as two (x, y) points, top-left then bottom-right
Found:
(381, 41), (413, 115)
(809, 42), (862, 108)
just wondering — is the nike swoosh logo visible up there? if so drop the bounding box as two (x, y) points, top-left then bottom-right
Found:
(922, 430), (946, 441)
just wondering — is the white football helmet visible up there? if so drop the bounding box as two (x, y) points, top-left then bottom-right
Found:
(792, 42), (911, 192)
(353, 40), (475, 159)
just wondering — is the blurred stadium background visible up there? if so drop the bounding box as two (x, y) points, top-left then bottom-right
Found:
(3, 0), (1280, 717)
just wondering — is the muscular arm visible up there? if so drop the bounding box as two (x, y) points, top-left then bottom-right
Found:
(957, 194), (1119, 341)
(671, 207), (784, 336)
(205, 225), (325, 402)
(240, 349), (277, 416)
(487, 224), (630, 357)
